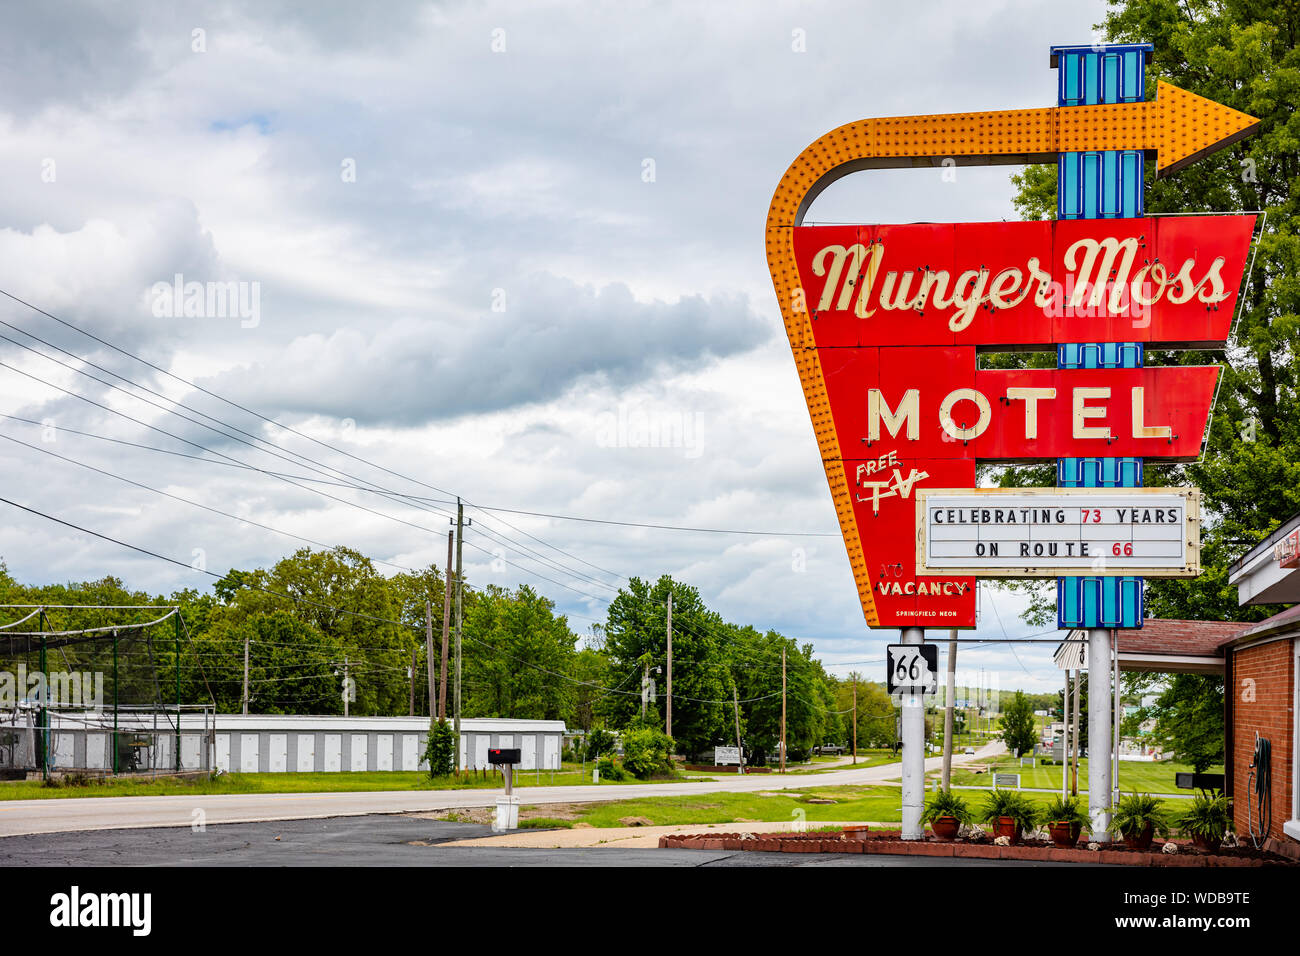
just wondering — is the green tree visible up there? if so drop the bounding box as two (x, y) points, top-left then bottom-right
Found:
(424, 719), (456, 777)
(461, 584), (577, 719)
(998, 691), (1038, 757)
(728, 625), (830, 765)
(1148, 674), (1225, 772)
(600, 576), (729, 758)
(568, 643), (611, 731)
(226, 547), (413, 715)
(835, 674), (899, 750)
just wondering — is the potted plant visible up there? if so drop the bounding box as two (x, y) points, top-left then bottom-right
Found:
(1041, 795), (1088, 848)
(921, 789), (973, 841)
(1109, 793), (1170, 850)
(978, 789), (1038, 844)
(1175, 793), (1230, 853)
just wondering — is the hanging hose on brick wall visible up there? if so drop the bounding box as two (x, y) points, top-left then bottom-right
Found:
(1246, 732), (1271, 849)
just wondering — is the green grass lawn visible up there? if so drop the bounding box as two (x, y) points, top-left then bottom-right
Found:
(0, 750), (907, 801)
(521, 783), (1124, 830)
(545, 786), (908, 829)
(928, 757), (1218, 796)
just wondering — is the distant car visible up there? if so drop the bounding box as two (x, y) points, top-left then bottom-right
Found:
(963, 746), (975, 755)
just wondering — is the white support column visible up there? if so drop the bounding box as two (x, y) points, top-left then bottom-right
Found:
(1088, 627), (1112, 841)
(901, 627), (926, 840)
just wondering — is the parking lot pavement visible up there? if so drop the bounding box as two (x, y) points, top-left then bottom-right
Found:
(0, 814), (1078, 866)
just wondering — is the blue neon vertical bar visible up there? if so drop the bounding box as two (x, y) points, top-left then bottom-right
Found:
(1054, 44), (1148, 630)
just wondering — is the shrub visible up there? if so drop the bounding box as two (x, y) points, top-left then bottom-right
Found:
(596, 755), (628, 781)
(1180, 796), (1227, 842)
(1174, 793), (1230, 840)
(978, 789), (1039, 829)
(921, 789), (973, 825)
(424, 719), (456, 778)
(1109, 792), (1171, 838)
(1041, 795), (1089, 828)
(621, 727), (675, 779)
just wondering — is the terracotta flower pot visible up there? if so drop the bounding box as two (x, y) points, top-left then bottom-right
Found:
(930, 816), (960, 842)
(842, 825), (871, 842)
(1048, 821), (1082, 848)
(993, 816), (1022, 844)
(1122, 822), (1154, 850)
(1192, 833), (1222, 854)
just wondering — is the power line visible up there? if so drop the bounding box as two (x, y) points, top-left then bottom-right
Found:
(0, 293), (842, 537)
(0, 495), (791, 708)
(0, 429), (421, 575)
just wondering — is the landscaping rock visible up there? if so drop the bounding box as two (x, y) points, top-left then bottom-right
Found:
(959, 823), (985, 840)
(1087, 842), (1102, 851)
(618, 816), (654, 827)
(1162, 842), (1179, 854)
(993, 836), (1011, 847)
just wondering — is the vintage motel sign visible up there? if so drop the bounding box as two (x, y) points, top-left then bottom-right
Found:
(915, 487), (1200, 577)
(766, 80), (1259, 629)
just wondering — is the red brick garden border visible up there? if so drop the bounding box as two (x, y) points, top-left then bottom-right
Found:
(657, 829), (1297, 866)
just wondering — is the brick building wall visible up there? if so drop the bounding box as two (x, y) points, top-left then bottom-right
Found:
(1229, 638), (1294, 842)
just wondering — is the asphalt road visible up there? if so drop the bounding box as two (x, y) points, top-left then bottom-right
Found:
(0, 814), (1068, 867)
(0, 743), (1004, 838)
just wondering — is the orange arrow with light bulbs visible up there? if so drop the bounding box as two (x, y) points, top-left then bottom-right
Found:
(767, 81), (1258, 227)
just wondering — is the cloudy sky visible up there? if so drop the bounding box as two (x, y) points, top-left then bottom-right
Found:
(0, 0), (1113, 694)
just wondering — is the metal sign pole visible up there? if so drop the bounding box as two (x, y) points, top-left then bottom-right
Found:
(1113, 630), (1121, 806)
(900, 627), (926, 840)
(1088, 628), (1112, 840)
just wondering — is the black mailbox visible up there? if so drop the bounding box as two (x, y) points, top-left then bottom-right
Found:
(488, 748), (521, 765)
(1175, 772), (1224, 791)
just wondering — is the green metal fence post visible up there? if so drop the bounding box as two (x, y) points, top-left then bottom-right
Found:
(174, 611), (182, 772)
(38, 609), (48, 781)
(112, 629), (119, 775)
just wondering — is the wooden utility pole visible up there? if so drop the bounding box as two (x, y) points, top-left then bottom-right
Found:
(343, 656), (350, 719)
(409, 646), (416, 716)
(454, 499), (466, 770)
(942, 629), (957, 790)
(665, 592), (672, 738)
(780, 645), (787, 774)
(439, 531), (452, 719)
(241, 633), (249, 715)
(424, 601), (435, 717)
(641, 661), (649, 721)
(732, 685), (744, 775)
(852, 677), (857, 766)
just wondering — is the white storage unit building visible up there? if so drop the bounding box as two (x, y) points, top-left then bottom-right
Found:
(7, 713), (567, 774)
